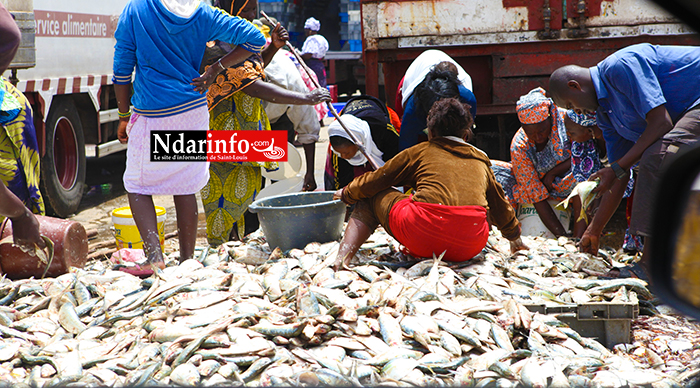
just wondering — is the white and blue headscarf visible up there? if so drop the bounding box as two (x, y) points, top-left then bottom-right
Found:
(566, 109), (597, 127)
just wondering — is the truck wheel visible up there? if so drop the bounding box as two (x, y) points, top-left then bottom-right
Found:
(40, 99), (86, 217)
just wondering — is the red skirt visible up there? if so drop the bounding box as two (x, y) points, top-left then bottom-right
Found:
(388, 197), (489, 262)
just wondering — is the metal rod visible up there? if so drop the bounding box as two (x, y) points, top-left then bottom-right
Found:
(260, 11), (381, 171)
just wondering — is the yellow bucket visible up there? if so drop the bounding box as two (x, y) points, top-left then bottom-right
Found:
(111, 206), (167, 250)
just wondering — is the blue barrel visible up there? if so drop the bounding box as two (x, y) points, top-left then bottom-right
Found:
(249, 191), (346, 251)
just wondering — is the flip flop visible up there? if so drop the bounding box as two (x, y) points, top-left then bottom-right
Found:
(602, 262), (650, 283)
(111, 248), (155, 277)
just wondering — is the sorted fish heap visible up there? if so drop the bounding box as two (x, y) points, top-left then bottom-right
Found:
(628, 315), (700, 385)
(0, 227), (697, 388)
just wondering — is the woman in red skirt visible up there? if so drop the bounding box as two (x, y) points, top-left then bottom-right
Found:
(333, 98), (527, 269)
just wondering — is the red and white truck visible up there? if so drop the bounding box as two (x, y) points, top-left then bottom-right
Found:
(361, 0), (700, 158)
(4, 0), (129, 217)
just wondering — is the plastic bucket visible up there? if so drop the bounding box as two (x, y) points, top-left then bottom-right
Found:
(112, 206), (166, 250)
(248, 191), (346, 251)
(261, 142), (302, 181)
(0, 215), (88, 279)
(257, 176), (304, 200)
(517, 199), (571, 239)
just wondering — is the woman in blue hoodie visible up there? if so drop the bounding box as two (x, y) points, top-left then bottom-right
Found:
(113, 0), (266, 269)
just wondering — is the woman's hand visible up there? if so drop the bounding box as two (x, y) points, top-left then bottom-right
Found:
(542, 158), (571, 192)
(192, 63), (223, 94)
(578, 229), (600, 255)
(333, 188), (344, 201)
(10, 208), (45, 251)
(270, 22), (289, 49)
(118, 117), (129, 144)
(509, 237), (529, 255)
(305, 88), (331, 105)
(542, 171), (556, 192)
(302, 172), (317, 192)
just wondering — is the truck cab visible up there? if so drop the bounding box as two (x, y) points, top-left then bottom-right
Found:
(3, 0), (128, 217)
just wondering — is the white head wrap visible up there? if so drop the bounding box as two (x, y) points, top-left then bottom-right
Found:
(160, 0), (199, 18)
(400, 49), (473, 107)
(304, 17), (321, 31)
(328, 114), (384, 167)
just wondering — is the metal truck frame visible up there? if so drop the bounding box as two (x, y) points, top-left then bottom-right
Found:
(361, 0), (700, 159)
(4, 0), (129, 217)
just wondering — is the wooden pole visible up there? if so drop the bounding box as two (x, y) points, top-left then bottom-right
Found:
(260, 11), (381, 170)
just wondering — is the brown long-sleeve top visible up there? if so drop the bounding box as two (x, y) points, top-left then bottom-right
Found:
(341, 137), (521, 240)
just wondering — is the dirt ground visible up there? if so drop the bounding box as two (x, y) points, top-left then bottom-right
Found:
(599, 199), (630, 250)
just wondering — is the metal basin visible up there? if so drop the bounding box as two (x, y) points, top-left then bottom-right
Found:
(248, 191), (346, 251)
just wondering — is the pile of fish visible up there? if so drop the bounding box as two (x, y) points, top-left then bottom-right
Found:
(0, 227), (697, 388)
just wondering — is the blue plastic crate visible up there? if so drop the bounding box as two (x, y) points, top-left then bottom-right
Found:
(259, 2), (286, 12)
(258, 0), (282, 3)
(327, 102), (347, 117)
(348, 39), (362, 51)
(339, 12), (348, 22)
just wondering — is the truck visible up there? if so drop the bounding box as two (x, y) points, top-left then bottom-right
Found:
(4, 0), (361, 218)
(4, 0), (130, 217)
(360, 0), (700, 159)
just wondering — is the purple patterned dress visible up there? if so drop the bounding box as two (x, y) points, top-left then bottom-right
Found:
(571, 140), (643, 251)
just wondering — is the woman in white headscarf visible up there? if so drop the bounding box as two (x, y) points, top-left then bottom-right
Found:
(301, 17), (329, 87)
(325, 95), (400, 190)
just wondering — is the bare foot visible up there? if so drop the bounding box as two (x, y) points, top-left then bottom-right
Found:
(149, 259), (166, 270)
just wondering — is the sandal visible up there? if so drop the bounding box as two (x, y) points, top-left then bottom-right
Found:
(602, 262), (651, 283)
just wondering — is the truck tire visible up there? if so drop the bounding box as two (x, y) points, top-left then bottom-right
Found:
(40, 98), (86, 218)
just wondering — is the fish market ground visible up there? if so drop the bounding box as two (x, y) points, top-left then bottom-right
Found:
(0, 230), (698, 387)
(29, 122), (696, 387)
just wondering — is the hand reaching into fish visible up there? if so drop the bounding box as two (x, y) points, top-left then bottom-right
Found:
(509, 237), (529, 254)
(332, 249), (353, 271)
(8, 208), (46, 252)
(579, 229), (600, 255)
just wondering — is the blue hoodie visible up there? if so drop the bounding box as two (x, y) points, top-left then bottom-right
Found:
(113, 0), (265, 117)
